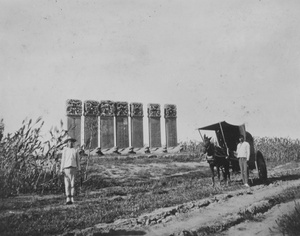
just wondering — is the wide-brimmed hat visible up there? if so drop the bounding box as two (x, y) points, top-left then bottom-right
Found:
(63, 135), (77, 143)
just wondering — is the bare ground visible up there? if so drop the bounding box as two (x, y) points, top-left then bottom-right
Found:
(70, 164), (300, 236)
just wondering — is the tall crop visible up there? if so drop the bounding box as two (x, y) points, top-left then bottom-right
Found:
(181, 136), (300, 163)
(0, 118), (67, 196)
(254, 137), (300, 163)
(179, 140), (204, 158)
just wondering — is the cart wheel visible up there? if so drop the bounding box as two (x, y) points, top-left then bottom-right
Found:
(256, 151), (267, 180)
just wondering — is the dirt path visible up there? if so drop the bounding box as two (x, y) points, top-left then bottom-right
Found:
(218, 199), (300, 236)
(140, 179), (300, 236)
(79, 170), (300, 236)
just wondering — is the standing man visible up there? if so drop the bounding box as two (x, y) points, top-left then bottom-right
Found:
(236, 134), (250, 187)
(60, 135), (81, 205)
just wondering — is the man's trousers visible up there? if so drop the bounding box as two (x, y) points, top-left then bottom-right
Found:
(239, 157), (248, 184)
(63, 167), (76, 200)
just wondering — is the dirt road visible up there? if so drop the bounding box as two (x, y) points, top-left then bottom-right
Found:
(141, 179), (300, 236)
(219, 199), (300, 236)
(81, 166), (300, 236)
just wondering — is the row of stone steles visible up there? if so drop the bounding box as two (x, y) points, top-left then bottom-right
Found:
(66, 99), (178, 151)
(66, 99), (177, 118)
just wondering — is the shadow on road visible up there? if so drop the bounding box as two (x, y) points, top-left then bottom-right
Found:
(250, 174), (300, 187)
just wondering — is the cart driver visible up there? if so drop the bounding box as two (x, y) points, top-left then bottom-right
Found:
(235, 135), (250, 187)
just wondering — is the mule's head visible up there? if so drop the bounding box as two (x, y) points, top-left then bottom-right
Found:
(203, 134), (212, 149)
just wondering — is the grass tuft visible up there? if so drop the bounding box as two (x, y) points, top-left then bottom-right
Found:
(275, 201), (300, 236)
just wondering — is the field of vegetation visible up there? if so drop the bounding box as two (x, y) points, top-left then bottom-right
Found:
(1, 118), (300, 235)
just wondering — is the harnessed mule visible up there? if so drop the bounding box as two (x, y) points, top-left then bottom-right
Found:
(203, 135), (230, 187)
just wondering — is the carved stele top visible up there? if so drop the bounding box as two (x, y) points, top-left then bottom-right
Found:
(99, 100), (115, 117)
(147, 104), (161, 118)
(84, 100), (99, 116)
(164, 104), (177, 118)
(130, 103), (143, 117)
(115, 101), (129, 117)
(66, 99), (82, 116)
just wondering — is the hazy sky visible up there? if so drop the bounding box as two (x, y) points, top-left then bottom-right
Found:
(1, 0), (300, 144)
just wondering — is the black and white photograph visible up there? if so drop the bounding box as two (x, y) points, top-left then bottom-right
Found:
(0, 0), (300, 235)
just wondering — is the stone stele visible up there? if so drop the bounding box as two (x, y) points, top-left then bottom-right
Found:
(164, 104), (177, 147)
(130, 102), (144, 148)
(84, 100), (99, 149)
(66, 99), (82, 147)
(99, 100), (115, 149)
(148, 103), (162, 148)
(115, 101), (129, 148)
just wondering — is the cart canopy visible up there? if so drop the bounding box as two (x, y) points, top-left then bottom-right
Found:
(198, 121), (246, 151)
